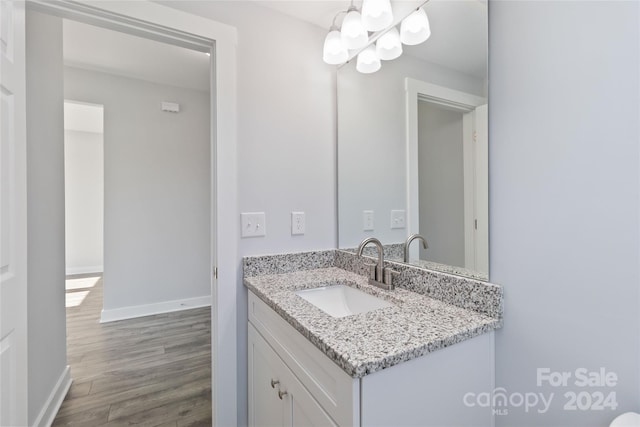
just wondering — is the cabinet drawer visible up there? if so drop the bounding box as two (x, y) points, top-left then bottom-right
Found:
(248, 291), (359, 427)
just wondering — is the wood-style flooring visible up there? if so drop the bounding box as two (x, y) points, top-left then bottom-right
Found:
(53, 275), (212, 427)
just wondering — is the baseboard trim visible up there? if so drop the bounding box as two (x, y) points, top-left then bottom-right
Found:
(32, 365), (71, 427)
(100, 295), (211, 323)
(65, 265), (103, 276)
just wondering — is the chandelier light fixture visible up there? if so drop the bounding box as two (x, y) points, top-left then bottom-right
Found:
(400, 7), (431, 45)
(341, 6), (368, 50)
(376, 27), (402, 61)
(361, 0), (394, 32)
(356, 45), (382, 73)
(322, 1), (431, 74)
(323, 25), (349, 64)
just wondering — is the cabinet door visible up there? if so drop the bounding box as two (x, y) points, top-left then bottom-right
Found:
(249, 324), (338, 427)
(288, 373), (338, 427)
(249, 325), (287, 427)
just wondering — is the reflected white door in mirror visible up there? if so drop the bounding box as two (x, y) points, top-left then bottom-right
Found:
(405, 79), (488, 280)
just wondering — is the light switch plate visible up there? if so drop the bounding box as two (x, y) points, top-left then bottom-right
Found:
(363, 210), (374, 231)
(241, 212), (266, 237)
(291, 212), (305, 235)
(391, 210), (406, 229)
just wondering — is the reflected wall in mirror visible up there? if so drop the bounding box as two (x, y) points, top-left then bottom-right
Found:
(337, 0), (488, 280)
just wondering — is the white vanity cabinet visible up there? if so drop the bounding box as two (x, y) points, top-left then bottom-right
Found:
(249, 325), (337, 426)
(248, 290), (495, 427)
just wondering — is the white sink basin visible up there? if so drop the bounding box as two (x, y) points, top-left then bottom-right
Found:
(296, 285), (393, 318)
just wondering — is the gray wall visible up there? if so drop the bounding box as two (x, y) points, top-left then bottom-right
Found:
(64, 130), (104, 274)
(25, 9), (67, 424)
(418, 101), (464, 267)
(64, 67), (211, 311)
(162, 2), (339, 425)
(490, 1), (640, 425)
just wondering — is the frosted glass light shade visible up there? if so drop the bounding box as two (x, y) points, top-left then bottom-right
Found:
(376, 27), (402, 60)
(341, 9), (368, 50)
(323, 29), (348, 64)
(361, 0), (393, 32)
(356, 45), (381, 74)
(400, 8), (431, 46)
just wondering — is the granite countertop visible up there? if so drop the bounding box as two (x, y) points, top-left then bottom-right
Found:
(403, 258), (489, 281)
(244, 266), (501, 378)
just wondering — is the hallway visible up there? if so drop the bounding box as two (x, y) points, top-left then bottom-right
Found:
(53, 275), (212, 426)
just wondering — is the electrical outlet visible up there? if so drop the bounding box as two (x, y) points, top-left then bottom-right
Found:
(391, 210), (406, 229)
(363, 210), (374, 231)
(241, 212), (266, 237)
(291, 211), (305, 235)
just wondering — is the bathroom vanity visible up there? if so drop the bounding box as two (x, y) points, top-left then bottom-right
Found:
(244, 250), (503, 427)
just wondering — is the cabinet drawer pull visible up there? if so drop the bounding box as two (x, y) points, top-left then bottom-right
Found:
(270, 379), (279, 389)
(278, 389), (288, 400)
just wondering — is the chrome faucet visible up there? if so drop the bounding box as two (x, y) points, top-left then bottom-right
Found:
(404, 234), (428, 262)
(356, 237), (399, 290)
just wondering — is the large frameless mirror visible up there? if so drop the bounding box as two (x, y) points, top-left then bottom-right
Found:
(337, 0), (489, 280)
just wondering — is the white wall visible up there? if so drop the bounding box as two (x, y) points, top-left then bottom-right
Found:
(490, 1), (640, 425)
(162, 2), (338, 425)
(418, 101), (464, 266)
(63, 66), (211, 315)
(64, 129), (104, 275)
(337, 52), (485, 248)
(25, 9), (68, 424)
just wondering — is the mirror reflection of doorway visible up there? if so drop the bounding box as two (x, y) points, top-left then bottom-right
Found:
(406, 78), (488, 279)
(418, 101), (465, 268)
(417, 101), (488, 275)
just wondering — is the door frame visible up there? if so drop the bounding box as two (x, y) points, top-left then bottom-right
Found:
(404, 78), (487, 266)
(1, 0), (28, 424)
(25, 1), (239, 424)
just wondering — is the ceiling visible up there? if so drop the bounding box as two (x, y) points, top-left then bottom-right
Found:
(62, 0), (486, 89)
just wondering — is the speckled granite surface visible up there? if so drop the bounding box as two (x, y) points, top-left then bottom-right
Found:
(405, 258), (489, 281)
(341, 243), (404, 262)
(243, 251), (503, 378)
(334, 250), (502, 319)
(340, 244), (488, 280)
(243, 250), (335, 277)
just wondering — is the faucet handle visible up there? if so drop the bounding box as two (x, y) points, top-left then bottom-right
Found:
(383, 267), (400, 288)
(364, 263), (377, 281)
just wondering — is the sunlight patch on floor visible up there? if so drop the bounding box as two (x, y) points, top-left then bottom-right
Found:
(65, 276), (100, 307)
(66, 290), (90, 307)
(65, 276), (100, 291)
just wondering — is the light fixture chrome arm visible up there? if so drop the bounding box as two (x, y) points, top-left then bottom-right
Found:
(404, 234), (428, 262)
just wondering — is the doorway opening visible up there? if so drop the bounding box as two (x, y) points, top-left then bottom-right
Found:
(63, 100), (104, 310)
(14, 1), (238, 423)
(56, 14), (214, 426)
